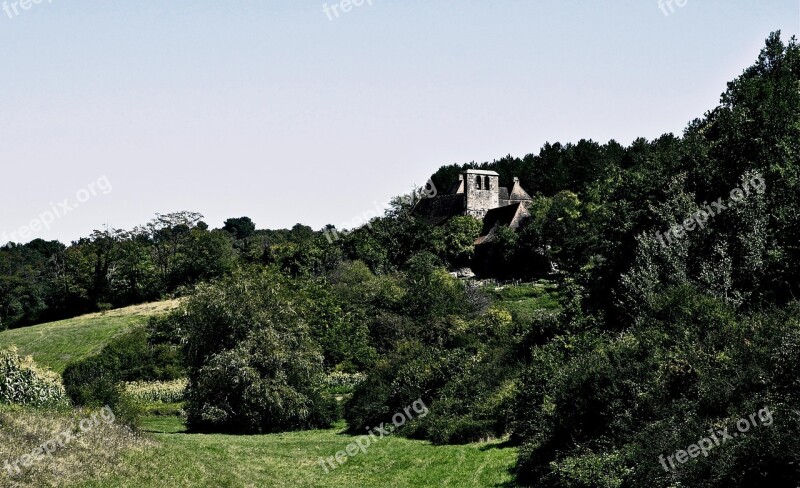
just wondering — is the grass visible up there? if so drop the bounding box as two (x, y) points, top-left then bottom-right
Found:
(67, 417), (517, 488)
(0, 301), (179, 373)
(488, 280), (560, 319)
(0, 405), (152, 488)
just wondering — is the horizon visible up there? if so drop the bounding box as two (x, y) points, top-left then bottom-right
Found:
(1, 1), (799, 245)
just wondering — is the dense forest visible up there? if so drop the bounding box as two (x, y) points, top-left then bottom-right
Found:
(3, 31), (800, 487)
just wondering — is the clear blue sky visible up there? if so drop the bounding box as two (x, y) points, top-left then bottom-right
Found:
(1, 0), (798, 244)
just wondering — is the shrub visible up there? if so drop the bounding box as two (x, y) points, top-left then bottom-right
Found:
(181, 268), (336, 433)
(512, 289), (800, 487)
(345, 343), (473, 437)
(61, 326), (183, 426)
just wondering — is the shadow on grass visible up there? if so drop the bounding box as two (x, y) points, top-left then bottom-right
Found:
(479, 438), (516, 451)
(139, 415), (188, 434)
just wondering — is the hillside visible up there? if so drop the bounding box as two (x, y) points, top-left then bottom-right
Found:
(0, 301), (179, 373)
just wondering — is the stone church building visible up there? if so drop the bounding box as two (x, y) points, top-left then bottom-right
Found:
(413, 169), (533, 245)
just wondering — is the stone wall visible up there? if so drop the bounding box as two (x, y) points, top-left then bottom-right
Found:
(464, 173), (499, 219)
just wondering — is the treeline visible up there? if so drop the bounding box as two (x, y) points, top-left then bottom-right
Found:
(0, 210), (349, 330)
(1, 211), (234, 329)
(0, 199), (485, 330)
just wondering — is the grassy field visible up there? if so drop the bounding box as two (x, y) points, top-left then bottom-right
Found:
(68, 417), (518, 488)
(0, 301), (179, 372)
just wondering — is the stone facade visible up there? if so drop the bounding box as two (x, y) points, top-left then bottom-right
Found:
(464, 170), (500, 219)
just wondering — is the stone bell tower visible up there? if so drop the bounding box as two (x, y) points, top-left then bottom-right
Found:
(463, 169), (500, 219)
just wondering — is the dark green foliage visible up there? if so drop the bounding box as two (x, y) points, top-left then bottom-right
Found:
(343, 258), (542, 445)
(179, 268), (336, 433)
(61, 325), (185, 426)
(186, 330), (336, 433)
(344, 344), (473, 437)
(0, 212), (238, 329)
(512, 286), (800, 487)
(223, 217), (257, 240)
(439, 216), (482, 266)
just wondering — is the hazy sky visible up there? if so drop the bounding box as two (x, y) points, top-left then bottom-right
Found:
(1, 0), (798, 244)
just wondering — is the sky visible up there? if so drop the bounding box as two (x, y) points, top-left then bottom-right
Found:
(1, 0), (798, 245)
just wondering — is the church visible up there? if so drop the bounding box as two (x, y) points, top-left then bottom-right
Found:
(412, 169), (533, 245)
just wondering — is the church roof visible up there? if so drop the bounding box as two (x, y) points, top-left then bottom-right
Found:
(480, 203), (525, 234)
(412, 194), (465, 226)
(474, 202), (530, 245)
(447, 178), (465, 195)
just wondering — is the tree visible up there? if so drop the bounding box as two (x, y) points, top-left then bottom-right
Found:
(223, 217), (256, 240)
(180, 268), (336, 433)
(140, 211), (204, 289)
(441, 216), (482, 267)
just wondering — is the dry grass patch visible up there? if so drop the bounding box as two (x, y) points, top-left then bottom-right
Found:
(0, 407), (151, 488)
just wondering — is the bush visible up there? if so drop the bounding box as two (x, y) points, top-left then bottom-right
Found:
(345, 343), (473, 437)
(61, 326), (183, 426)
(180, 268), (337, 433)
(512, 288), (800, 487)
(343, 274), (541, 446)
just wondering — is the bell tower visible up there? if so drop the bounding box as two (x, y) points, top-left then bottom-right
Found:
(464, 169), (499, 219)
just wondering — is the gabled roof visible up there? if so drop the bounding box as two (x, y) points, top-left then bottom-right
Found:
(480, 203), (525, 234)
(447, 178), (465, 195)
(474, 202), (530, 245)
(412, 194), (465, 226)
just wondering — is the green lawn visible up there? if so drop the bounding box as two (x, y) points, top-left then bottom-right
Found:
(488, 280), (560, 318)
(0, 301), (178, 372)
(70, 417), (518, 488)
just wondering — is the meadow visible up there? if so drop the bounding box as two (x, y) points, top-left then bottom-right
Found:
(69, 417), (517, 488)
